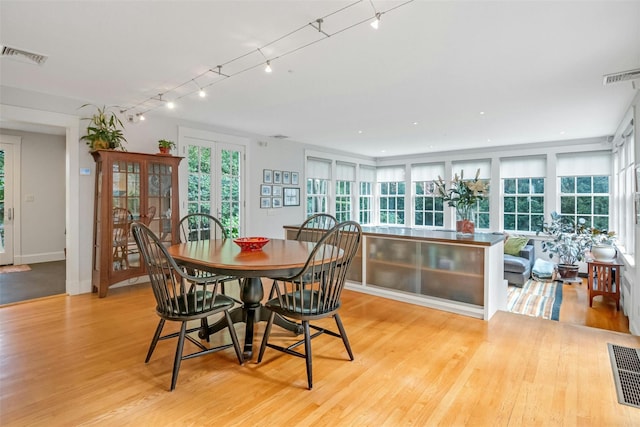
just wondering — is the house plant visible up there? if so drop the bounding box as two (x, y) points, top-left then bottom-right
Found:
(434, 168), (489, 236)
(158, 139), (176, 155)
(537, 211), (591, 280)
(587, 227), (617, 261)
(80, 104), (127, 150)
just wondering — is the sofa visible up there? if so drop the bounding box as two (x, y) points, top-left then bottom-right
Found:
(504, 239), (535, 287)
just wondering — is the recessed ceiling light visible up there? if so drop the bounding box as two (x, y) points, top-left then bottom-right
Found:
(358, 130), (363, 134)
(487, 138), (491, 142)
(413, 122), (418, 125)
(559, 131), (565, 135)
(479, 111), (485, 115)
(381, 149), (386, 153)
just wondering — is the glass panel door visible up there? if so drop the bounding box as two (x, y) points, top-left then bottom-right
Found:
(0, 144), (13, 265)
(111, 160), (141, 271)
(183, 138), (244, 238)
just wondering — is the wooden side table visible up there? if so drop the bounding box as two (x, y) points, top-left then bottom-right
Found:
(586, 259), (622, 310)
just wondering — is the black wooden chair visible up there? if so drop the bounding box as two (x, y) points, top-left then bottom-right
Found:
(257, 221), (362, 389)
(294, 213), (337, 242)
(178, 213), (240, 339)
(179, 212), (228, 243)
(131, 222), (243, 391)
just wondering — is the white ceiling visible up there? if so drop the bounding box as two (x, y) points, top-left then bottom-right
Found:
(1, 1), (639, 157)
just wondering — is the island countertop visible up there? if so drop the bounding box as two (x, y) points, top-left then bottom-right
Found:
(284, 224), (505, 247)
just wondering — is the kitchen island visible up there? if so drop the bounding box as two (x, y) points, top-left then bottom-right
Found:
(284, 225), (505, 320)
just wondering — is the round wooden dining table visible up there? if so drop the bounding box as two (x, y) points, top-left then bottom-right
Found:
(167, 238), (319, 359)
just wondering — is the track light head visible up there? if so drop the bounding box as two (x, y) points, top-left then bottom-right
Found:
(199, 89), (206, 98)
(371, 13), (381, 29)
(167, 101), (175, 109)
(265, 60), (272, 73)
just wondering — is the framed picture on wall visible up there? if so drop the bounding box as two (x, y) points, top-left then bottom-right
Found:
(284, 187), (300, 206)
(260, 184), (272, 196)
(272, 185), (282, 197)
(291, 172), (299, 185)
(273, 170), (282, 184)
(260, 197), (271, 209)
(283, 171), (290, 184)
(272, 197), (282, 208)
(263, 169), (272, 183)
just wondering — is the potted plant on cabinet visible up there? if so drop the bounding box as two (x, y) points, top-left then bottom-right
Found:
(80, 104), (127, 151)
(537, 211), (591, 281)
(158, 139), (176, 155)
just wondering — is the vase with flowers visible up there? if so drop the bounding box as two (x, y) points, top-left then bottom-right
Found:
(435, 169), (489, 236)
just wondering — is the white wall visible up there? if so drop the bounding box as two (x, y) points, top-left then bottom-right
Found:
(0, 129), (66, 263)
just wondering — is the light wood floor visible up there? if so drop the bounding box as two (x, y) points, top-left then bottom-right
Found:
(558, 278), (629, 333)
(1, 282), (639, 426)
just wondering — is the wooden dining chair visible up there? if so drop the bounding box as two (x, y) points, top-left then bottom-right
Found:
(178, 213), (240, 339)
(258, 221), (362, 389)
(131, 222), (243, 391)
(294, 213), (337, 243)
(112, 207), (131, 269)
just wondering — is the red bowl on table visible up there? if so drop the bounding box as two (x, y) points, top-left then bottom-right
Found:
(233, 237), (270, 252)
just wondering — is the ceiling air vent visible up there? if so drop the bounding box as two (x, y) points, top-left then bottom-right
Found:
(603, 68), (640, 85)
(270, 134), (289, 139)
(1, 45), (48, 65)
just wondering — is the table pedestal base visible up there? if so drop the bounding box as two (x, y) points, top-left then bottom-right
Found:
(201, 277), (302, 359)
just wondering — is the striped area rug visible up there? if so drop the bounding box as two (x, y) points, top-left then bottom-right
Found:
(507, 279), (563, 321)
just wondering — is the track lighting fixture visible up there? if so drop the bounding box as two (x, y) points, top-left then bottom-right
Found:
(138, 113), (145, 121)
(371, 12), (381, 29)
(119, 0), (414, 117)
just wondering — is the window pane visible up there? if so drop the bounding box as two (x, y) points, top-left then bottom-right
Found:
(504, 179), (516, 194)
(504, 214), (515, 230)
(576, 176), (592, 193)
(560, 196), (575, 214)
(593, 196), (609, 215)
(576, 196), (592, 214)
(560, 177), (575, 193)
(504, 197), (515, 212)
(531, 178), (545, 194)
(593, 176), (609, 193)
(517, 179), (530, 193)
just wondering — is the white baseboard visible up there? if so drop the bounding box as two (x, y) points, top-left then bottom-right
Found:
(15, 251), (65, 265)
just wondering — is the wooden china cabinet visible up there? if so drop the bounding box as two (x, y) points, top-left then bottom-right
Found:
(91, 150), (183, 297)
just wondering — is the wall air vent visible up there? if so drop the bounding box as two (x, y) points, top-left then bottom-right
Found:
(603, 68), (640, 85)
(1, 45), (48, 65)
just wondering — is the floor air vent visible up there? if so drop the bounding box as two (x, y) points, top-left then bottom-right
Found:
(608, 343), (640, 408)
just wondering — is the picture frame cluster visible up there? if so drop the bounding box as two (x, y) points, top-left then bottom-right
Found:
(261, 169), (300, 208)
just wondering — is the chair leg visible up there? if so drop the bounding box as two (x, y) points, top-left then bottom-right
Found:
(225, 310), (243, 365)
(145, 319), (165, 363)
(201, 317), (210, 342)
(257, 311), (276, 363)
(170, 322), (187, 391)
(334, 314), (354, 360)
(303, 320), (313, 390)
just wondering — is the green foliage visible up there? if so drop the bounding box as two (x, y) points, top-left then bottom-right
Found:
(158, 139), (176, 149)
(537, 211), (591, 265)
(79, 104), (127, 150)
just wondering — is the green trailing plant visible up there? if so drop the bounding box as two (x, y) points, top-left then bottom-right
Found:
(80, 104), (127, 150)
(537, 211), (591, 265)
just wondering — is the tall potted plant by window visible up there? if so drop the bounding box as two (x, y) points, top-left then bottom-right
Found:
(434, 169), (488, 236)
(537, 211), (591, 281)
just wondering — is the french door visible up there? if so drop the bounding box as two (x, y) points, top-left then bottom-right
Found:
(0, 141), (17, 265)
(180, 131), (245, 238)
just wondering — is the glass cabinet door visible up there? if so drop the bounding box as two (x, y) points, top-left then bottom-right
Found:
(146, 161), (175, 244)
(111, 160), (141, 271)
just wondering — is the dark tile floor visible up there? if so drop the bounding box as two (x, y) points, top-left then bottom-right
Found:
(0, 261), (66, 305)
